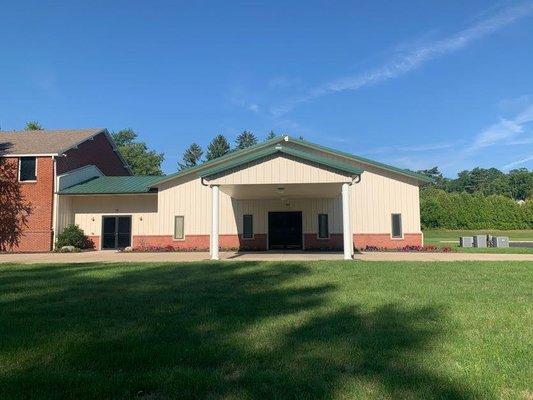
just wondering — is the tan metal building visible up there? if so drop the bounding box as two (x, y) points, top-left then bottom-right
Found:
(57, 136), (431, 259)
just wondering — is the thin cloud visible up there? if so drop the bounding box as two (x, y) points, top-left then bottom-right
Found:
(467, 103), (533, 151)
(502, 155), (533, 170)
(271, 2), (533, 116)
(362, 141), (455, 155)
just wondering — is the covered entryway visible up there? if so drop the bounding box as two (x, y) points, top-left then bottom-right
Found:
(200, 140), (364, 260)
(102, 216), (132, 249)
(268, 211), (303, 250)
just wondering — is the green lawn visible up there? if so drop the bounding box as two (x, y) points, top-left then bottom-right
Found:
(1, 261), (532, 399)
(424, 229), (533, 253)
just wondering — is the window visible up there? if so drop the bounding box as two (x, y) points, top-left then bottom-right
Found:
(19, 157), (36, 181)
(318, 214), (329, 238)
(391, 214), (402, 238)
(243, 214), (253, 239)
(174, 216), (184, 239)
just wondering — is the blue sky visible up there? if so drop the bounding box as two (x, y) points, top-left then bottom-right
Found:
(1, 0), (532, 176)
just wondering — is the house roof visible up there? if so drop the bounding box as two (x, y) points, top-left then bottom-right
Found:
(153, 135), (432, 185)
(199, 144), (364, 178)
(58, 134), (431, 195)
(58, 175), (162, 195)
(0, 128), (105, 156)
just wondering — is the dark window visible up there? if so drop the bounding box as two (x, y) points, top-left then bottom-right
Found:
(174, 216), (184, 239)
(243, 215), (253, 239)
(19, 157), (36, 181)
(391, 214), (402, 238)
(318, 214), (329, 238)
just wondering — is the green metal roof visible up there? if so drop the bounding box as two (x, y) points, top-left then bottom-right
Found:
(288, 137), (433, 183)
(60, 135), (431, 195)
(149, 135), (431, 186)
(199, 145), (364, 178)
(58, 175), (163, 195)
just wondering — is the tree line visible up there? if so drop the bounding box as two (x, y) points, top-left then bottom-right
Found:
(417, 166), (532, 201)
(417, 167), (533, 229)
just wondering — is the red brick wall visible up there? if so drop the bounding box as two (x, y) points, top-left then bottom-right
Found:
(128, 234), (268, 251)
(88, 233), (422, 252)
(353, 233), (423, 249)
(304, 234), (343, 250)
(220, 234), (267, 251)
(6, 157), (54, 252)
(57, 132), (130, 176)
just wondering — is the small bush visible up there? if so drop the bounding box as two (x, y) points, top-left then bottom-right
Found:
(55, 224), (94, 250)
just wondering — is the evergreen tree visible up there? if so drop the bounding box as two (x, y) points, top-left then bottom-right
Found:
(25, 121), (43, 130)
(179, 143), (203, 170)
(266, 130), (276, 140)
(206, 134), (231, 161)
(235, 131), (258, 150)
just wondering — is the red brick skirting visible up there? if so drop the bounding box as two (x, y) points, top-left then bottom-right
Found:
(131, 234), (267, 251)
(89, 233), (422, 251)
(304, 234), (343, 250)
(353, 233), (423, 249)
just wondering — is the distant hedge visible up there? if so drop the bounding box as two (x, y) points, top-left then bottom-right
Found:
(420, 188), (533, 230)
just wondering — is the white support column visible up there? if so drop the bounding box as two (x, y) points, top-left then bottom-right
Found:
(210, 185), (220, 260)
(342, 182), (352, 260)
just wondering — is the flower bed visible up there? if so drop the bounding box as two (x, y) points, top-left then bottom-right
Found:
(362, 245), (453, 253)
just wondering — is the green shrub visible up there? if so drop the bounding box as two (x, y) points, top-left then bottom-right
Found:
(55, 224), (94, 250)
(420, 188), (533, 230)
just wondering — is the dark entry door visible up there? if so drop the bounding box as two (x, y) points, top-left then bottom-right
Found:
(102, 216), (132, 249)
(268, 212), (303, 250)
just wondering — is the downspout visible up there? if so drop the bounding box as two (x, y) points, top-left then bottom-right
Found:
(51, 156), (58, 251)
(349, 174), (361, 256)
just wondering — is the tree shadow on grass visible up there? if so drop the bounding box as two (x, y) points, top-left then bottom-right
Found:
(0, 262), (486, 399)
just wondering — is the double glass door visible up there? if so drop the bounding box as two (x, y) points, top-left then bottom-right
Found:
(102, 216), (132, 249)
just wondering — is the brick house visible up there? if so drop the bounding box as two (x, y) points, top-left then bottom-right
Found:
(0, 129), (131, 252)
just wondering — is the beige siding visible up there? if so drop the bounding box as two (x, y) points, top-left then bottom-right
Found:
(208, 153), (351, 185)
(70, 195), (158, 237)
(61, 142), (421, 239)
(351, 170), (421, 233)
(57, 196), (73, 233)
(220, 197), (343, 234)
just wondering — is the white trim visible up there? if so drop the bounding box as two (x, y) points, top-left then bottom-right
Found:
(57, 192), (158, 196)
(211, 185), (220, 260)
(173, 215), (185, 241)
(1, 153), (58, 157)
(18, 156), (37, 182)
(342, 183), (352, 259)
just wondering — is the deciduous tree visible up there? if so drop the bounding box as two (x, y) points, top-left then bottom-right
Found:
(0, 154), (32, 251)
(111, 129), (164, 175)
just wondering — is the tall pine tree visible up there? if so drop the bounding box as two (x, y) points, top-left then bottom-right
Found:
(206, 135), (231, 161)
(178, 143), (203, 170)
(235, 131), (257, 150)
(266, 130), (276, 140)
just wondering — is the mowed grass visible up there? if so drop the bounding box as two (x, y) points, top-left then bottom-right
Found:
(424, 229), (533, 253)
(0, 261), (532, 400)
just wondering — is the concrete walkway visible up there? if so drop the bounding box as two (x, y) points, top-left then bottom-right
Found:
(1, 250), (532, 264)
